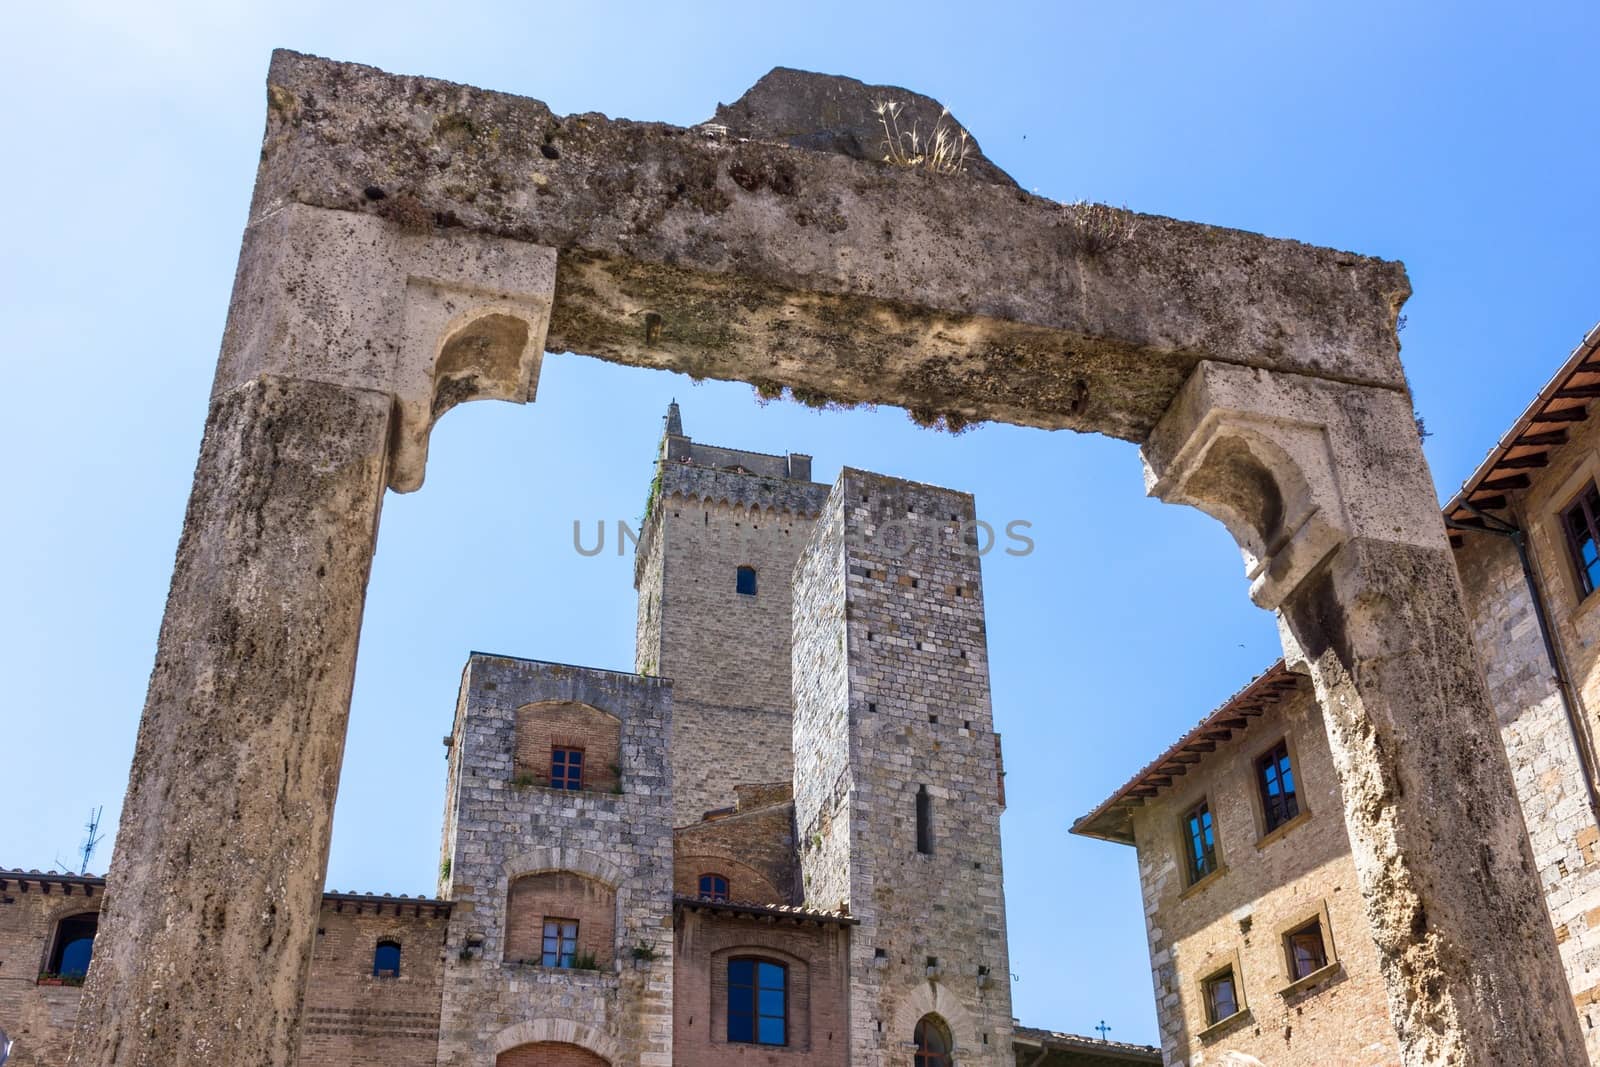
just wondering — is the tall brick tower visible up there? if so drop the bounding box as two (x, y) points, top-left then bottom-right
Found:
(633, 402), (829, 826)
(792, 469), (1013, 1066)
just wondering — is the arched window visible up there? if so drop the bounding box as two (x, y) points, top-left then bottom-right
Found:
(914, 1014), (953, 1066)
(728, 957), (786, 1046)
(736, 566), (758, 596)
(372, 940), (401, 977)
(916, 784), (934, 855)
(48, 913), (98, 978)
(698, 873), (729, 901)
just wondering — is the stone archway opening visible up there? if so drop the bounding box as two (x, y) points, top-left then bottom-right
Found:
(64, 50), (1583, 1067)
(496, 1041), (610, 1067)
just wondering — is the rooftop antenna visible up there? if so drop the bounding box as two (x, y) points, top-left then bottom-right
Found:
(77, 806), (104, 875)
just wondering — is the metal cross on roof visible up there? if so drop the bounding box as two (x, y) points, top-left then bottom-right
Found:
(1094, 1020), (1112, 1041)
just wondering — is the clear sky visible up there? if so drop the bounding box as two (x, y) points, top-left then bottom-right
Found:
(2, 0), (1595, 1047)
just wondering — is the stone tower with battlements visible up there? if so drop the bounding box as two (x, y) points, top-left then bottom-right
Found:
(633, 401), (830, 826)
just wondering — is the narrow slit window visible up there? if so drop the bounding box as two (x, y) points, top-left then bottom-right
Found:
(1286, 918), (1329, 980)
(372, 939), (401, 977)
(541, 918), (578, 967)
(1203, 966), (1240, 1025)
(1256, 740), (1300, 833)
(1182, 799), (1218, 884)
(916, 784), (934, 855)
(698, 873), (729, 901)
(1564, 482), (1600, 598)
(728, 957), (786, 1045)
(551, 746), (584, 790)
(736, 565), (758, 596)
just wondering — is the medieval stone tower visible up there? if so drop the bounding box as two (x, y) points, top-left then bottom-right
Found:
(792, 470), (1014, 1065)
(633, 401), (830, 825)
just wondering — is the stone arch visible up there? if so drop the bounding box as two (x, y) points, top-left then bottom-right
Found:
(887, 981), (979, 1056)
(501, 846), (623, 889)
(491, 1019), (618, 1064)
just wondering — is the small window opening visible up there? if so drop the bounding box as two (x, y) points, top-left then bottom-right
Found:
(1257, 740), (1300, 833)
(551, 746), (584, 790)
(1564, 482), (1600, 597)
(1203, 966), (1240, 1025)
(47, 913), (97, 978)
(916, 785), (934, 855)
(698, 873), (729, 902)
(1182, 799), (1218, 884)
(874, 947), (887, 959)
(1286, 918), (1329, 980)
(736, 565), (758, 596)
(541, 918), (578, 967)
(372, 939), (401, 978)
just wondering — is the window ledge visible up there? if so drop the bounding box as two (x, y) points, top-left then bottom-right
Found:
(1197, 1007), (1252, 1042)
(1279, 960), (1342, 998)
(1178, 864), (1228, 901)
(1255, 809), (1312, 850)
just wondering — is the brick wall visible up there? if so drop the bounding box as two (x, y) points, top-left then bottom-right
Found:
(513, 701), (621, 792)
(672, 907), (850, 1066)
(674, 800), (798, 905)
(792, 471), (1013, 1066)
(504, 871), (617, 967)
(1129, 687), (1399, 1066)
(496, 1042), (610, 1066)
(297, 899), (450, 1067)
(0, 876), (101, 1067)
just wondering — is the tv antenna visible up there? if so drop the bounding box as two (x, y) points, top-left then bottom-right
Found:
(76, 806), (104, 875)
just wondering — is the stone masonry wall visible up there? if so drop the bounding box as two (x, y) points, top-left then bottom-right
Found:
(1452, 412), (1600, 1057)
(0, 878), (101, 1067)
(1130, 687), (1398, 1066)
(793, 470), (1013, 1066)
(635, 458), (828, 825)
(435, 656), (674, 1067)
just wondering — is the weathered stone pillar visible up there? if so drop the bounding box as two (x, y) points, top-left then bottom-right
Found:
(1144, 361), (1586, 1065)
(69, 204), (557, 1065)
(69, 375), (393, 1066)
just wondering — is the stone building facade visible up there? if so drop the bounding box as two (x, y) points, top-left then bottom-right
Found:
(1, 404), (1157, 1066)
(1077, 321), (1600, 1066)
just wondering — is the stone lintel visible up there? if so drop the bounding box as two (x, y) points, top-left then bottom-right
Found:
(256, 50), (1409, 440)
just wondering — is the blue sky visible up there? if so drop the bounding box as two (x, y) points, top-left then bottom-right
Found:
(2, 0), (1595, 1046)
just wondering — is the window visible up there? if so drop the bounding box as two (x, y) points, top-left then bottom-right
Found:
(1286, 918), (1329, 980)
(542, 919), (578, 967)
(1564, 482), (1600, 597)
(550, 746), (584, 790)
(372, 940), (401, 977)
(915, 785), (933, 855)
(728, 957), (786, 1045)
(1182, 799), (1218, 884)
(1203, 966), (1240, 1025)
(698, 873), (729, 902)
(48, 913), (98, 978)
(736, 565), (758, 596)
(1256, 740), (1300, 834)
(914, 1013), (954, 1066)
